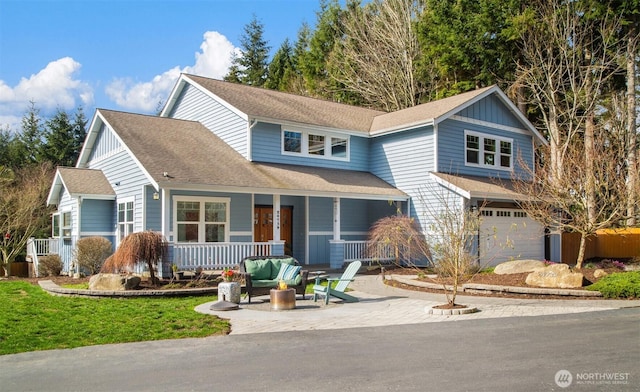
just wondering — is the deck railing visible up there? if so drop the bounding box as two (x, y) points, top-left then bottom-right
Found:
(26, 237), (75, 277)
(344, 240), (396, 264)
(171, 242), (274, 270)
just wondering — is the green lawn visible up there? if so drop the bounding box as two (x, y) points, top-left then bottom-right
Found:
(0, 281), (229, 355)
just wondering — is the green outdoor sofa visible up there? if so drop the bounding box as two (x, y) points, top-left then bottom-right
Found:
(238, 255), (309, 303)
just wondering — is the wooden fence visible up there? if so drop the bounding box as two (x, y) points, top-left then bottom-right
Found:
(562, 228), (640, 263)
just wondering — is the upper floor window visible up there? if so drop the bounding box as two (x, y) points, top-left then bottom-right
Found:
(282, 128), (349, 161)
(465, 130), (512, 170)
(174, 196), (230, 243)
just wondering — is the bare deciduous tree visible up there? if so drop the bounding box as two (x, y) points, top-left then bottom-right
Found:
(0, 163), (53, 277)
(366, 214), (430, 268)
(419, 183), (485, 307)
(513, 136), (629, 269)
(329, 0), (423, 111)
(515, 0), (624, 192)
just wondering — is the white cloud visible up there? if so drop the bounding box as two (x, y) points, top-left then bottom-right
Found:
(106, 31), (238, 112)
(0, 57), (94, 131)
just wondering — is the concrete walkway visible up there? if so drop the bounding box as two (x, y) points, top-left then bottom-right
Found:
(196, 274), (640, 335)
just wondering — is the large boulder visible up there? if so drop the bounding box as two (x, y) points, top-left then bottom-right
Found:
(525, 264), (584, 288)
(89, 274), (141, 291)
(494, 259), (546, 275)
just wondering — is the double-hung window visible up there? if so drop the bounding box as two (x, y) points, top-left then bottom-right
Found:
(51, 211), (72, 238)
(282, 128), (349, 161)
(465, 130), (512, 170)
(117, 198), (134, 242)
(174, 197), (230, 243)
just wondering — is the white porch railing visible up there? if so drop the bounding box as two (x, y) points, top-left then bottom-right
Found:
(172, 242), (274, 270)
(344, 240), (396, 264)
(26, 237), (75, 277)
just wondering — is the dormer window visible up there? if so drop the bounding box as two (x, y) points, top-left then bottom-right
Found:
(465, 130), (512, 170)
(282, 128), (349, 161)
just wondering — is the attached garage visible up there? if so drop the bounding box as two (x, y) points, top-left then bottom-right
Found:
(430, 172), (552, 266)
(479, 208), (544, 265)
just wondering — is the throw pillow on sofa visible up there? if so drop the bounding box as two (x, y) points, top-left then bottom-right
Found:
(276, 263), (301, 281)
(245, 259), (272, 280)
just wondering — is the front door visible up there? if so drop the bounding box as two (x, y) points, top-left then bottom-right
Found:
(254, 206), (293, 255)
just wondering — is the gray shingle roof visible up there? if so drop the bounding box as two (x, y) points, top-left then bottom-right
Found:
(99, 109), (406, 199)
(57, 167), (115, 196)
(185, 74), (384, 133)
(431, 172), (526, 201)
(184, 74), (499, 135)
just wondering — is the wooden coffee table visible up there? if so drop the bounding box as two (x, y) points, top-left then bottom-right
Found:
(270, 288), (296, 310)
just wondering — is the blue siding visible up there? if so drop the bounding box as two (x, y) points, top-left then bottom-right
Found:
(168, 84), (249, 158)
(87, 149), (149, 234)
(309, 197), (333, 231)
(251, 122), (369, 171)
(370, 126), (434, 229)
(309, 235), (330, 264)
(144, 185), (162, 231)
(458, 94), (522, 129)
(88, 123), (122, 163)
(437, 119), (534, 180)
(80, 199), (114, 233)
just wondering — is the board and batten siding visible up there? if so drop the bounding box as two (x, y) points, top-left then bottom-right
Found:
(251, 122), (369, 171)
(457, 94), (523, 129)
(87, 123), (123, 165)
(436, 118), (534, 180)
(167, 83), (249, 158)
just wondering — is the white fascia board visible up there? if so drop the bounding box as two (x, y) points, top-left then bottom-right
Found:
(159, 76), (188, 117)
(181, 74), (249, 121)
(76, 110), (103, 168)
(98, 112), (160, 192)
(46, 170), (65, 205)
(429, 172), (471, 200)
(70, 193), (117, 201)
(369, 119), (435, 138)
(159, 182), (409, 202)
(254, 116), (368, 138)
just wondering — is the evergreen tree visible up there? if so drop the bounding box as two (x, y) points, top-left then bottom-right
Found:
(224, 14), (270, 86)
(71, 107), (88, 165)
(42, 109), (75, 167)
(17, 101), (45, 166)
(265, 38), (295, 91)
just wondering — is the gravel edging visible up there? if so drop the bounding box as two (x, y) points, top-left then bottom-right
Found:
(388, 275), (603, 297)
(38, 280), (219, 298)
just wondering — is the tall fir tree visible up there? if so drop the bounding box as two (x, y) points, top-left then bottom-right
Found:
(224, 14), (270, 86)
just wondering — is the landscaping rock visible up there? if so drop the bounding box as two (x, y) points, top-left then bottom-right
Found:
(494, 259), (546, 275)
(89, 274), (141, 291)
(593, 269), (609, 279)
(525, 264), (584, 288)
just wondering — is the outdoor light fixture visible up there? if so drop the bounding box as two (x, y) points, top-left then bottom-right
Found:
(153, 192), (160, 200)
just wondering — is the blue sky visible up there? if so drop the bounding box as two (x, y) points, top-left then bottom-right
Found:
(0, 0), (323, 131)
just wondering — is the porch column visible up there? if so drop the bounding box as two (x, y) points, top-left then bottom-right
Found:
(330, 197), (344, 269)
(273, 194), (281, 241)
(333, 197), (341, 240)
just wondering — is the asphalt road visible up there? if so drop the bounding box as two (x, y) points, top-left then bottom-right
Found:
(1, 308), (638, 392)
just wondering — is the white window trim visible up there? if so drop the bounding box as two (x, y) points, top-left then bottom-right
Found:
(464, 130), (513, 171)
(281, 127), (350, 161)
(52, 211), (69, 239)
(173, 196), (231, 243)
(117, 196), (135, 245)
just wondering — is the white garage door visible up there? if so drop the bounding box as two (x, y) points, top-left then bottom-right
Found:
(479, 208), (544, 265)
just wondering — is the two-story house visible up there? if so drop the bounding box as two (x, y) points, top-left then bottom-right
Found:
(42, 73), (552, 277)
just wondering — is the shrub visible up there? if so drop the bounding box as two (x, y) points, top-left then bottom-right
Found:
(74, 237), (113, 275)
(39, 255), (62, 277)
(586, 271), (640, 298)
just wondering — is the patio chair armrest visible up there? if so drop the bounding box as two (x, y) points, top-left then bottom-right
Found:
(237, 271), (253, 290)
